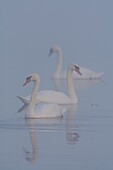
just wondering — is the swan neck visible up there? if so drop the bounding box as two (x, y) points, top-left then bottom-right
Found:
(54, 49), (63, 77)
(28, 79), (39, 115)
(67, 69), (78, 103)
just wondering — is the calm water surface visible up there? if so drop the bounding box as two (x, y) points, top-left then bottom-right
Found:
(0, 75), (113, 170)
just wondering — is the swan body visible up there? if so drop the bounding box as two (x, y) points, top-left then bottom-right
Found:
(56, 67), (104, 79)
(18, 64), (82, 105)
(23, 74), (65, 118)
(26, 102), (65, 119)
(18, 90), (74, 105)
(48, 44), (104, 79)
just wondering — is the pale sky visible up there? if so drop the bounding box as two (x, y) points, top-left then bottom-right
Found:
(1, 0), (113, 85)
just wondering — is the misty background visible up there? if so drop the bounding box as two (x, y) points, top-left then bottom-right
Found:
(0, 0), (113, 117)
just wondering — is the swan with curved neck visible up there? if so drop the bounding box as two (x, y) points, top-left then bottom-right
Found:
(23, 74), (65, 118)
(49, 45), (63, 78)
(48, 44), (104, 79)
(18, 64), (82, 105)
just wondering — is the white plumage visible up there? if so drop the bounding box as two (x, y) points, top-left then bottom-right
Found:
(48, 44), (104, 79)
(18, 64), (82, 105)
(22, 74), (66, 118)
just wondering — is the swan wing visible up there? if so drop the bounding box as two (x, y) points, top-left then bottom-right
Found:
(18, 91), (71, 105)
(17, 95), (30, 104)
(38, 90), (71, 104)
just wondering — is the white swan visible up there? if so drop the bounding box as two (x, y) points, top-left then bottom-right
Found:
(48, 44), (104, 79)
(18, 64), (82, 105)
(23, 74), (66, 118)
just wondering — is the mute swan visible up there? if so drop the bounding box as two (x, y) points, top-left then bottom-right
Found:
(48, 44), (104, 79)
(23, 74), (65, 118)
(18, 64), (82, 105)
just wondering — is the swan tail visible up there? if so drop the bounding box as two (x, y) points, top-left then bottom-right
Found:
(17, 96), (29, 104)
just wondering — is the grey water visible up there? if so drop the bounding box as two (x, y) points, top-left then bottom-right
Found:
(0, 75), (113, 170)
(1, 0), (113, 169)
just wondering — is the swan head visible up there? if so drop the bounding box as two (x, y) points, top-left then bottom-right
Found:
(23, 73), (40, 86)
(48, 44), (61, 56)
(69, 64), (82, 76)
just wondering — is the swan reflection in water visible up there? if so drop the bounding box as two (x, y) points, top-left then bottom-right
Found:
(21, 111), (64, 164)
(66, 104), (80, 144)
(18, 103), (80, 147)
(23, 119), (38, 164)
